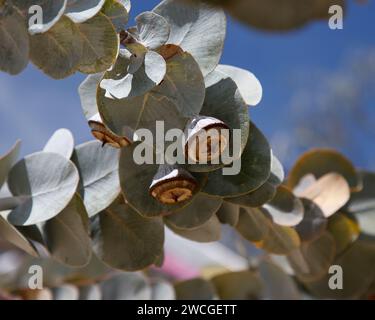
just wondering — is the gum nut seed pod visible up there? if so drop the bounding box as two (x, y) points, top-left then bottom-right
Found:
(149, 165), (198, 205)
(88, 113), (131, 148)
(184, 116), (230, 163)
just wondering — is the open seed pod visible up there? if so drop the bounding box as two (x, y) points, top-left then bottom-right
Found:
(202, 121), (271, 198)
(149, 164), (198, 205)
(79, 74), (133, 148)
(88, 113), (131, 149)
(120, 143), (206, 218)
(184, 116), (230, 165)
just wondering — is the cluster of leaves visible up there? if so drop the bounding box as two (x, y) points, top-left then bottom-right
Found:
(77, 0), (271, 269)
(4, 140), (372, 300)
(0, 0), (349, 79)
(229, 149), (375, 299)
(0, 0), (374, 301)
(0, 253), (301, 300)
(0, 0), (130, 78)
(0, 254), (176, 300)
(0, 0), (265, 272)
(0, 130), (120, 268)
(186, 0), (346, 31)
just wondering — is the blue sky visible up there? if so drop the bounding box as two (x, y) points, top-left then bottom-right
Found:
(1, 0), (374, 170)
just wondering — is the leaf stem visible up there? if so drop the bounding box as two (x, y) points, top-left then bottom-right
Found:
(0, 196), (27, 211)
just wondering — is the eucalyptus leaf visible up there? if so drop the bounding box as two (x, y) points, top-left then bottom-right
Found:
(100, 273), (152, 300)
(166, 214), (221, 243)
(288, 232), (336, 282)
(0, 6), (29, 75)
(355, 209), (375, 237)
(43, 194), (92, 267)
(186, 72), (249, 173)
(13, 257), (75, 289)
(14, 254), (110, 289)
(52, 284), (79, 300)
(135, 11), (170, 50)
(212, 271), (263, 300)
(202, 122), (271, 197)
(261, 223), (301, 255)
(65, 0), (106, 23)
(295, 198), (327, 242)
(216, 201), (239, 227)
(72, 141), (120, 217)
(99, 49), (205, 136)
(79, 73), (104, 120)
(118, 0), (131, 12)
(269, 152), (285, 186)
(236, 207), (269, 243)
(202, 71), (249, 159)
(76, 13), (119, 74)
(43, 129), (74, 159)
(216, 65), (262, 106)
(154, 251), (165, 268)
(195, 0), (345, 31)
(29, 16), (83, 79)
(174, 278), (216, 300)
(305, 239), (375, 299)
(258, 260), (301, 300)
(0, 140), (21, 190)
(154, 0), (226, 76)
(263, 185), (304, 227)
(16, 223), (45, 246)
(126, 43), (147, 74)
(101, 0), (129, 32)
(165, 193), (222, 230)
(68, 253), (112, 283)
(225, 182), (276, 208)
(91, 199), (164, 271)
(347, 171), (375, 213)
(293, 174), (317, 195)
(237, 208), (300, 255)
(287, 149), (361, 191)
(0, 215), (38, 257)
(100, 49), (166, 100)
(78, 285), (102, 300)
(13, 0), (67, 34)
(296, 173), (350, 218)
(327, 213), (359, 255)
(4, 152), (79, 226)
(151, 279), (176, 300)
(225, 153), (282, 207)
